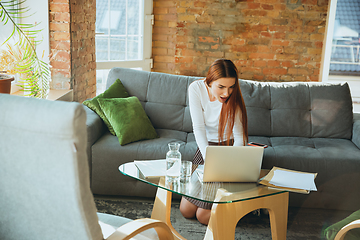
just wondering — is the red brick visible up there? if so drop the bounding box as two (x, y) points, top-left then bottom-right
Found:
(194, 1), (206, 8)
(315, 41), (323, 48)
(234, 60), (253, 67)
(276, 53), (299, 60)
(301, 0), (318, 5)
(154, 7), (169, 14)
(211, 44), (220, 50)
(249, 53), (275, 60)
(260, 32), (272, 38)
(261, 4), (274, 10)
(155, 55), (175, 63)
(272, 40), (290, 46)
(177, 56), (193, 63)
(158, 14), (177, 21)
(242, 9), (267, 17)
(271, 46), (284, 53)
(50, 60), (70, 70)
(258, 45), (270, 52)
(152, 48), (168, 55)
(281, 61), (294, 68)
(263, 68), (287, 75)
(198, 36), (219, 43)
(179, 63), (198, 71)
(54, 32), (70, 41)
(49, 3), (69, 12)
(267, 75), (280, 81)
(247, 3), (261, 9)
(54, 12), (70, 22)
(241, 67), (262, 74)
(269, 25), (288, 32)
(53, 51), (70, 61)
(251, 25), (268, 32)
(254, 61), (267, 67)
(203, 51), (224, 58)
(232, 45), (258, 52)
(253, 74), (264, 80)
(268, 60), (280, 67)
(49, 22), (69, 32)
(274, 32), (286, 39)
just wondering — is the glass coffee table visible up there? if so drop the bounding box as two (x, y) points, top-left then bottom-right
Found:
(119, 162), (289, 240)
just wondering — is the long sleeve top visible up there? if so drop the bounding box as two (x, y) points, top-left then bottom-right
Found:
(188, 79), (244, 159)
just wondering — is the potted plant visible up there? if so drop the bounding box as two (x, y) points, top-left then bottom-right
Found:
(0, 47), (16, 94)
(0, 72), (14, 94)
(0, 0), (51, 98)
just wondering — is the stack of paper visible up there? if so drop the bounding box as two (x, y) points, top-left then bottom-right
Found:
(134, 159), (166, 178)
(259, 167), (317, 194)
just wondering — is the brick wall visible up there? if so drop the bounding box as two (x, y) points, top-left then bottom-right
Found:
(153, 0), (328, 81)
(49, 0), (96, 102)
(48, 0), (328, 102)
(49, 0), (71, 89)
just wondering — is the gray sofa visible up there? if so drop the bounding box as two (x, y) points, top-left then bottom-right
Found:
(85, 67), (360, 211)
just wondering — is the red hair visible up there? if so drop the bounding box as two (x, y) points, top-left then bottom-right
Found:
(205, 59), (248, 146)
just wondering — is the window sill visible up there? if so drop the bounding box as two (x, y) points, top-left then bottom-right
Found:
(11, 89), (73, 101)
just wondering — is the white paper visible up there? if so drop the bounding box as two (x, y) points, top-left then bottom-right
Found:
(134, 159), (166, 178)
(269, 169), (317, 191)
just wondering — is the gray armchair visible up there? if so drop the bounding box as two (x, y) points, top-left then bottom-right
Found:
(0, 94), (173, 240)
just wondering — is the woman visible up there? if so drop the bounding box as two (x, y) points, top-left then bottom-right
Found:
(179, 59), (248, 225)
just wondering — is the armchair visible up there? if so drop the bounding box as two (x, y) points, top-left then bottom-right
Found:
(0, 94), (173, 240)
(323, 209), (360, 240)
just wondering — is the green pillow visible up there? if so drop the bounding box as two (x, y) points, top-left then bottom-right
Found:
(97, 96), (158, 146)
(323, 209), (360, 240)
(83, 79), (129, 135)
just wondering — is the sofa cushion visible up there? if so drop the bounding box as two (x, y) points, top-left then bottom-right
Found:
(91, 130), (197, 196)
(83, 79), (129, 135)
(106, 67), (201, 133)
(98, 97), (158, 146)
(241, 81), (353, 139)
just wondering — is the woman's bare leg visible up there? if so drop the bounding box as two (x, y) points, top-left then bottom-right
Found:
(180, 197), (211, 225)
(196, 208), (211, 225)
(180, 197), (197, 219)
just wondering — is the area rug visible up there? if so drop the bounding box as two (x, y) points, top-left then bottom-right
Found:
(94, 196), (352, 240)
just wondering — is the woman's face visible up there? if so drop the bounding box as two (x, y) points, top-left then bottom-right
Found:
(208, 77), (236, 103)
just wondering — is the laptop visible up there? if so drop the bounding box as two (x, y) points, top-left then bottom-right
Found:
(199, 146), (264, 182)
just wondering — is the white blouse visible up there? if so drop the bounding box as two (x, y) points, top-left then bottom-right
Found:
(188, 79), (244, 159)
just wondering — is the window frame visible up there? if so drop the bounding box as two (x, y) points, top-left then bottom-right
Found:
(320, 0), (360, 80)
(95, 0), (153, 72)
(320, 0), (360, 104)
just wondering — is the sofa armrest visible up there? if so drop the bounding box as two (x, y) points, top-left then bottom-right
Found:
(352, 112), (360, 149)
(83, 106), (106, 177)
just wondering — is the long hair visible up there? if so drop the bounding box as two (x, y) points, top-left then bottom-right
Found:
(205, 59), (248, 146)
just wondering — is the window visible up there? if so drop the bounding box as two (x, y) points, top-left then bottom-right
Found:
(95, 0), (153, 95)
(321, 0), (360, 112)
(329, 0), (360, 75)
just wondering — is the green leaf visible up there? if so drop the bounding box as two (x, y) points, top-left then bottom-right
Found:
(1, 1), (50, 98)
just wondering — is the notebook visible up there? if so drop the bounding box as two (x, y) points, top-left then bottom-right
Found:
(199, 146), (264, 182)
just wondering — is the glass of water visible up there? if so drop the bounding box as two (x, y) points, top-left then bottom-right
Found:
(166, 142), (181, 181)
(180, 160), (192, 183)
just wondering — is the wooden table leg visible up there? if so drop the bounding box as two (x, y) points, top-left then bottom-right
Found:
(204, 190), (289, 240)
(151, 178), (186, 240)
